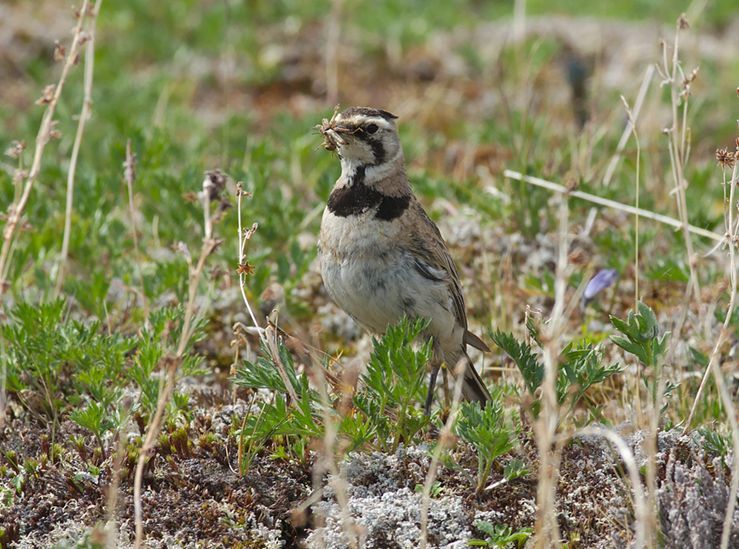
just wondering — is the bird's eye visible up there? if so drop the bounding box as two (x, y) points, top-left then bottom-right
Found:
(365, 123), (379, 134)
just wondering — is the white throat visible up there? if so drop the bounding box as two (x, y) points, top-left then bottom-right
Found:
(339, 147), (403, 186)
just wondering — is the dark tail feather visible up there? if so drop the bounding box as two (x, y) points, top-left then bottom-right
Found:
(461, 351), (491, 404)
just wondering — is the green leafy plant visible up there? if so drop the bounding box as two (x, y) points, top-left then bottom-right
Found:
(502, 458), (529, 482)
(233, 339), (323, 473)
(126, 306), (206, 418)
(1, 300), (132, 436)
(455, 393), (516, 492)
(232, 318), (434, 471)
(698, 427), (730, 459)
(489, 330), (621, 418)
(469, 521), (533, 548)
(1, 300), (205, 458)
(70, 402), (120, 459)
(610, 301), (669, 369)
(610, 301), (673, 412)
(353, 317), (432, 451)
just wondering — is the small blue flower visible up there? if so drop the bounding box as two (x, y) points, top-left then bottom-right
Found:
(582, 269), (618, 305)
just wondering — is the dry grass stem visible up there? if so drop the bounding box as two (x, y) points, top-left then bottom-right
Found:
(236, 185), (264, 334)
(504, 170), (722, 242)
(533, 196), (569, 547)
(121, 139), (149, 315)
(684, 160), (739, 549)
(620, 96), (641, 303)
(265, 324), (300, 405)
(0, 0), (91, 300)
(309, 352), (357, 548)
(104, 417), (129, 548)
(658, 16), (700, 300)
(133, 175), (221, 547)
(54, 0), (102, 296)
(602, 65), (655, 188)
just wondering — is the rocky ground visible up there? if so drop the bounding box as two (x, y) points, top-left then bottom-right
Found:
(2, 393), (737, 547)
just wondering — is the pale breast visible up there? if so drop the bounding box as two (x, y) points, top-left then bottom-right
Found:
(319, 207), (463, 350)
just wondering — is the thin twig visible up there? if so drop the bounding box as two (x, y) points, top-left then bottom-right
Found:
(55, 0), (102, 296)
(0, 0), (91, 299)
(503, 170), (722, 242)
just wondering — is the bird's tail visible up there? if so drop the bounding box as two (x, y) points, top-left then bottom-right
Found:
(460, 351), (491, 404)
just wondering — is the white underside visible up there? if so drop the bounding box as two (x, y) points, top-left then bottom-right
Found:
(319, 208), (463, 356)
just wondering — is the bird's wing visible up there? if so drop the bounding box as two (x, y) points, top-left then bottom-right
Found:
(403, 199), (491, 353)
(403, 199), (469, 331)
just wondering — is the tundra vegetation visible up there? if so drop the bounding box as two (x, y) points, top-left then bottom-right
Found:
(0, 1), (737, 547)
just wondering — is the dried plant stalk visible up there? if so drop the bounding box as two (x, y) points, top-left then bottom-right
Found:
(503, 170), (721, 242)
(133, 175), (221, 547)
(602, 65), (655, 188)
(0, 0), (91, 298)
(325, 0), (343, 106)
(309, 353), (357, 548)
(55, 0), (103, 296)
(533, 196), (569, 547)
(658, 15), (700, 300)
(685, 159), (739, 549)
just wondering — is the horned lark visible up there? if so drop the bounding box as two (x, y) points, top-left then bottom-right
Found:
(317, 106), (490, 412)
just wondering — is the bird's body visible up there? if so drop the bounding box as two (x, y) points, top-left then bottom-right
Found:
(317, 107), (490, 409)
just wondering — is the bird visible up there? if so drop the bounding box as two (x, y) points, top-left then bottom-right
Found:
(316, 106), (491, 413)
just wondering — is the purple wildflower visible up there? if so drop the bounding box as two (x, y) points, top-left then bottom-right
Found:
(582, 269), (618, 305)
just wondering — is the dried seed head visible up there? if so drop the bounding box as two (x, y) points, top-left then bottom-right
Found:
(716, 147), (735, 168)
(4, 141), (25, 159)
(53, 41), (66, 62)
(36, 85), (55, 106)
(683, 67), (699, 88)
(235, 182), (253, 198)
(678, 14), (689, 29)
(243, 222), (259, 240)
(48, 120), (61, 140)
(316, 104), (345, 151)
(236, 261), (255, 276)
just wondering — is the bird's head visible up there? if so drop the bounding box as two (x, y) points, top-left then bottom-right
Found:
(318, 107), (402, 175)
